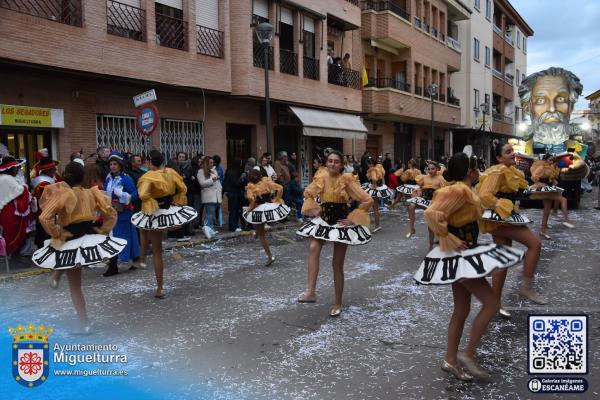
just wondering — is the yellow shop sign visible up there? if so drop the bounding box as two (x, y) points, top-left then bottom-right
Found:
(0, 105), (64, 128)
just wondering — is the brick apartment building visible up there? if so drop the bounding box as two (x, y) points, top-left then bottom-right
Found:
(0, 0), (367, 185)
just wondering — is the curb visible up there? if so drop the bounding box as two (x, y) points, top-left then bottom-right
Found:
(0, 221), (302, 282)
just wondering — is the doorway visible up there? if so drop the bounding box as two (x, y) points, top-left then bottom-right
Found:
(0, 128), (52, 183)
(226, 124), (252, 165)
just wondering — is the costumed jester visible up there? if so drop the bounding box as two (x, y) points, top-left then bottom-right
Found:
(103, 151), (141, 276)
(31, 157), (61, 248)
(518, 67), (589, 186)
(0, 152), (33, 257)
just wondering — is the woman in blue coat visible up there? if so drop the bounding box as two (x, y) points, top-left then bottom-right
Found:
(103, 151), (141, 276)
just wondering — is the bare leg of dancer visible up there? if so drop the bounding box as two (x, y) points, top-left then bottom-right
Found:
(428, 228), (435, 250)
(150, 230), (165, 298)
(66, 268), (88, 329)
(541, 199), (552, 238)
(298, 238), (324, 302)
(256, 224), (273, 265)
(493, 225), (545, 304)
(330, 243), (348, 316)
(406, 204), (416, 237)
(139, 229), (148, 265)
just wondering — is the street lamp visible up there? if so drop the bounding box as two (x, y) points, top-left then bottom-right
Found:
(427, 84), (438, 160)
(479, 102), (489, 131)
(255, 22), (274, 154)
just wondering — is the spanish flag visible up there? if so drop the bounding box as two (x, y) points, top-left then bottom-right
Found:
(362, 66), (369, 87)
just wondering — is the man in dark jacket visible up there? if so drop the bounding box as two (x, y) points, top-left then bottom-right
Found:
(95, 146), (110, 179)
(223, 159), (243, 232)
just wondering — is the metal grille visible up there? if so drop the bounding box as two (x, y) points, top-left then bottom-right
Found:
(361, 1), (410, 21)
(155, 13), (187, 51)
(253, 44), (274, 70)
(279, 49), (297, 75)
(106, 0), (145, 41)
(196, 24), (224, 58)
(303, 56), (319, 80)
(159, 119), (203, 161)
(328, 65), (360, 90)
(96, 115), (147, 155)
(0, 0), (82, 27)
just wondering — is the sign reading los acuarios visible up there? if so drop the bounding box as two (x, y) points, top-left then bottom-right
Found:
(0, 105), (64, 128)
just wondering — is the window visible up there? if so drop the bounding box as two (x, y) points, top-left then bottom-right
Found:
(484, 94), (490, 113)
(474, 89), (480, 110)
(474, 0), (480, 11)
(485, 0), (491, 20)
(517, 31), (521, 49)
(159, 119), (204, 161)
(485, 46), (490, 67)
(96, 115), (146, 156)
(516, 68), (520, 85)
(523, 37), (527, 53)
(473, 38), (480, 61)
(522, 73), (526, 83)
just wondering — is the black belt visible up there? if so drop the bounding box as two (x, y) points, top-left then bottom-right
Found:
(255, 193), (272, 205)
(422, 188), (435, 201)
(496, 191), (523, 203)
(406, 180), (417, 185)
(320, 202), (349, 225)
(64, 221), (96, 239)
(448, 222), (479, 248)
(156, 195), (173, 210)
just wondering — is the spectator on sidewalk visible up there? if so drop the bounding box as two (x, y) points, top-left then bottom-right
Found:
(240, 157), (256, 231)
(213, 155), (225, 227)
(198, 156), (222, 239)
(254, 153), (277, 181)
(288, 171), (304, 220)
(288, 152), (298, 175)
(274, 151), (291, 204)
(95, 146), (111, 179)
(189, 155), (203, 229)
(223, 158), (243, 232)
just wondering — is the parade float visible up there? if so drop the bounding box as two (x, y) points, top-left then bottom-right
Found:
(515, 67), (589, 207)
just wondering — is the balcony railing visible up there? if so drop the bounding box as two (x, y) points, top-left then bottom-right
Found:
(504, 115), (513, 123)
(414, 16), (422, 28)
(196, 25), (224, 58)
(414, 86), (423, 96)
(0, 0), (82, 27)
(303, 56), (319, 80)
(423, 22), (430, 33)
(493, 24), (502, 35)
(368, 77), (411, 92)
(361, 1), (410, 21)
(438, 31), (445, 41)
(328, 65), (360, 90)
(155, 13), (187, 50)
(447, 36), (461, 51)
(280, 49), (298, 75)
(492, 69), (503, 80)
(432, 27), (438, 37)
(439, 94), (446, 102)
(106, 0), (145, 42)
(504, 74), (514, 85)
(447, 89), (460, 106)
(493, 111), (502, 121)
(253, 44), (274, 70)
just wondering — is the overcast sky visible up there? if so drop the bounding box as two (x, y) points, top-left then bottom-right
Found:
(509, 0), (600, 110)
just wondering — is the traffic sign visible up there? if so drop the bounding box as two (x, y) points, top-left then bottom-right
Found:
(133, 89), (157, 107)
(136, 104), (159, 136)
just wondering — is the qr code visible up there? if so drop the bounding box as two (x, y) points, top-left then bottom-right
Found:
(528, 315), (587, 374)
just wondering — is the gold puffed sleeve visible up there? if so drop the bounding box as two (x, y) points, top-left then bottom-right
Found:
(168, 168), (188, 206)
(265, 180), (284, 204)
(137, 176), (160, 213)
(477, 167), (513, 219)
(503, 166), (528, 192)
(38, 182), (77, 245)
(301, 174), (324, 217)
(342, 173), (373, 227)
(90, 186), (117, 234)
(424, 184), (479, 251)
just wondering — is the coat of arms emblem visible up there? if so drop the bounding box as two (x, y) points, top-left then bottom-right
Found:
(9, 324), (52, 388)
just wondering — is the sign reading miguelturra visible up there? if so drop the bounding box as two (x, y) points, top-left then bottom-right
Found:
(133, 89), (157, 107)
(0, 105), (64, 128)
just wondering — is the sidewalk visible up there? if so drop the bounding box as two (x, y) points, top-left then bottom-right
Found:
(0, 219), (301, 281)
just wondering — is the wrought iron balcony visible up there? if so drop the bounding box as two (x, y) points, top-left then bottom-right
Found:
(504, 73), (514, 85)
(439, 94), (446, 102)
(368, 77), (411, 92)
(155, 13), (187, 51)
(432, 27), (438, 37)
(106, 0), (145, 42)
(361, 1), (410, 21)
(493, 24), (502, 35)
(328, 65), (360, 90)
(280, 49), (298, 75)
(423, 22), (430, 34)
(447, 36), (461, 51)
(414, 16), (422, 28)
(303, 56), (319, 80)
(492, 111), (502, 121)
(414, 86), (423, 96)
(196, 25), (224, 58)
(504, 115), (513, 123)
(0, 0), (82, 27)
(492, 68), (503, 80)
(253, 44), (274, 70)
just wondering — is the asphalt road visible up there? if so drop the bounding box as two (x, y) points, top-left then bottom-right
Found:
(2, 190), (599, 400)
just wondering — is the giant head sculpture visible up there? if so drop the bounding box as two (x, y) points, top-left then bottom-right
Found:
(519, 67), (583, 151)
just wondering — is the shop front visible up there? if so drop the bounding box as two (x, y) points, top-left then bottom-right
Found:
(0, 104), (64, 181)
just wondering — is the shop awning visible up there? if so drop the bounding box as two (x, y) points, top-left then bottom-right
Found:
(289, 106), (367, 140)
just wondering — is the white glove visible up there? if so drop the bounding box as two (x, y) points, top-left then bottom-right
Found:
(113, 186), (124, 197)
